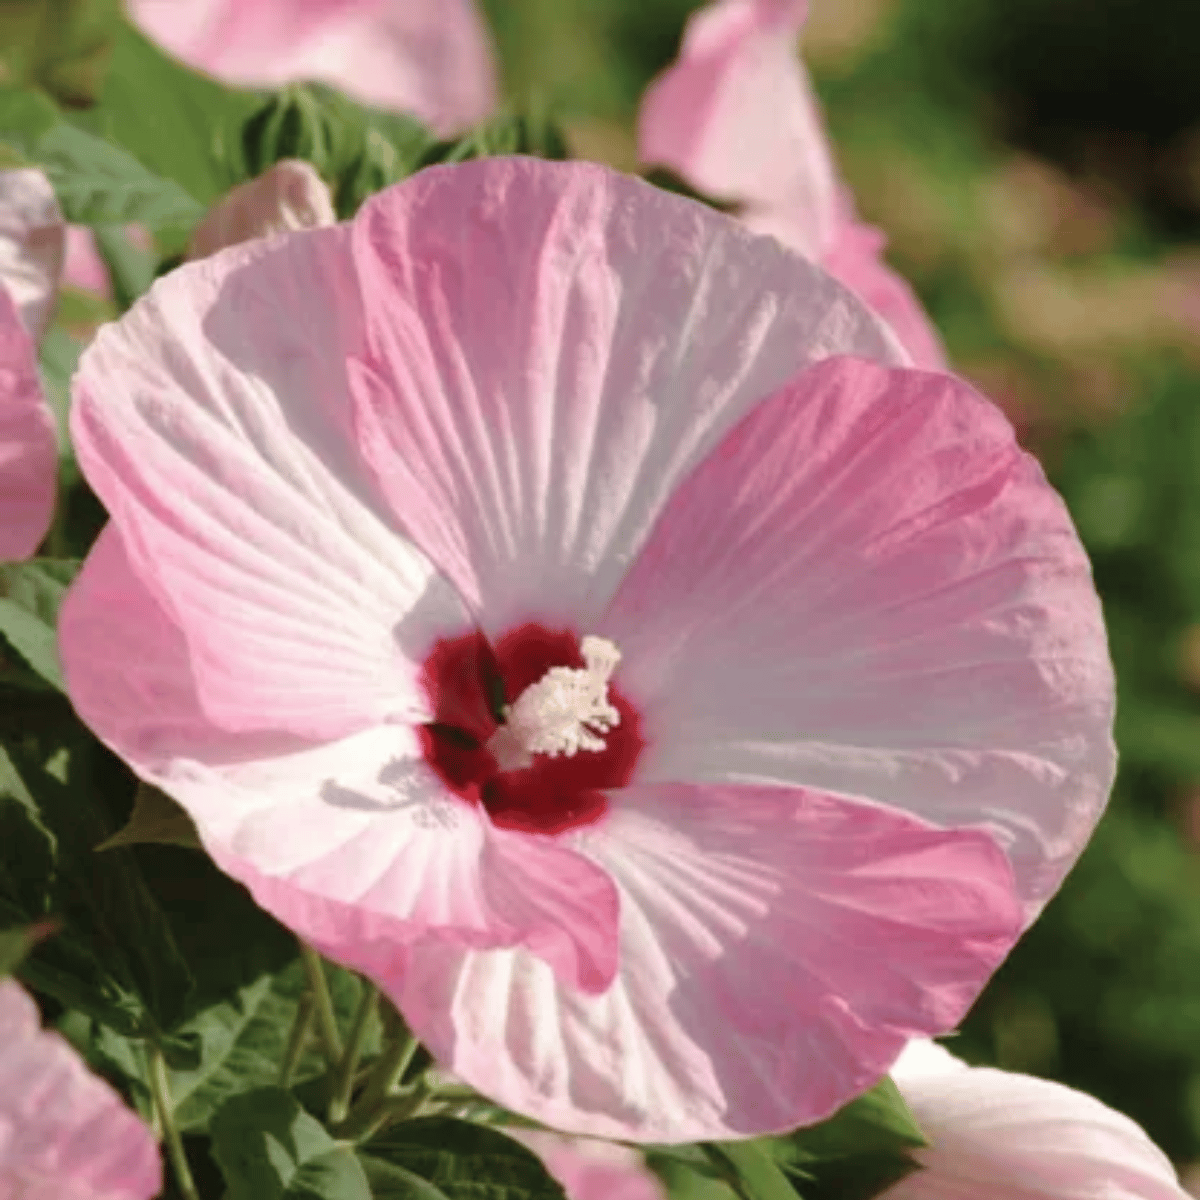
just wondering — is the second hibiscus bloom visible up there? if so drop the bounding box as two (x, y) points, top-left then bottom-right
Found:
(60, 157), (1114, 1143)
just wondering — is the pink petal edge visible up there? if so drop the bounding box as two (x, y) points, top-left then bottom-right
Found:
(0, 980), (161, 1199)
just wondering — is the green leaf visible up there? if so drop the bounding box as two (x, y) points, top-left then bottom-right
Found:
(359, 1118), (568, 1200)
(91, 222), (156, 310)
(794, 1153), (922, 1200)
(0, 559), (79, 690)
(0, 918), (58, 977)
(769, 1077), (927, 1167)
(97, 783), (201, 852)
(0, 731), (193, 1038)
(0, 84), (59, 162)
(211, 1086), (371, 1200)
(37, 326), (82, 484)
(0, 0), (122, 106)
(167, 957), (368, 1133)
(66, 21), (262, 211)
(702, 1142), (798, 1200)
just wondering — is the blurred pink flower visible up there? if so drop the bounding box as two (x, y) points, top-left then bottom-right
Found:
(0, 979), (162, 1199)
(126, 0), (498, 136)
(60, 158), (1112, 1142)
(189, 160), (337, 259)
(886, 1040), (1190, 1200)
(0, 170), (59, 559)
(638, 0), (947, 367)
(511, 1130), (666, 1200)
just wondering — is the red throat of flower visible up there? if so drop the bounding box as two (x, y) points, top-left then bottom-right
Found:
(418, 625), (645, 836)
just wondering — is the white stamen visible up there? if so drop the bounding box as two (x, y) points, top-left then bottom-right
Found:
(486, 635), (622, 772)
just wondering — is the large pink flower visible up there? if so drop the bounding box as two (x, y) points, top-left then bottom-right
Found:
(0, 979), (162, 1199)
(0, 170), (60, 560)
(126, 0), (498, 136)
(886, 1041), (1189, 1199)
(60, 158), (1113, 1142)
(637, 0), (947, 368)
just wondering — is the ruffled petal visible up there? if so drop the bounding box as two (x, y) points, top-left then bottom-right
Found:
(60, 526), (617, 991)
(127, 0), (498, 135)
(0, 285), (56, 560)
(604, 356), (1114, 916)
(886, 1041), (1189, 1200)
(637, 0), (834, 261)
(70, 230), (473, 742)
(348, 157), (899, 637)
(0, 980), (162, 1199)
(0, 168), (64, 343)
(393, 782), (1021, 1143)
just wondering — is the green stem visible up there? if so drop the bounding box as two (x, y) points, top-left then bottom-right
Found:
(328, 981), (377, 1124)
(148, 1045), (199, 1200)
(278, 992), (315, 1088)
(340, 1077), (431, 1144)
(299, 942), (343, 1066)
(334, 1025), (420, 1141)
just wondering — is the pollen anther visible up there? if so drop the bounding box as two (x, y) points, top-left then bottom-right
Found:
(486, 635), (622, 771)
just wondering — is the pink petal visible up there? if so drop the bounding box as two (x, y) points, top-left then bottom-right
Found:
(637, 3), (945, 366)
(60, 524), (618, 992)
(0, 284), (57, 560)
(70, 229), (473, 743)
(63, 226), (113, 300)
(509, 1130), (667, 1200)
(394, 783), (1022, 1143)
(0, 980), (162, 1199)
(188, 160), (338, 260)
(822, 203), (948, 370)
(348, 157), (899, 638)
(0, 169), (64, 343)
(603, 355), (1114, 918)
(885, 1041), (1189, 1200)
(637, 0), (835, 260)
(127, 0), (498, 136)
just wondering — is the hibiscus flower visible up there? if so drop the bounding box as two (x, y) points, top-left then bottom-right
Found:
(885, 1040), (1190, 1199)
(0, 169), (60, 560)
(125, 0), (498, 136)
(0, 979), (161, 1198)
(638, 0), (947, 368)
(60, 157), (1114, 1141)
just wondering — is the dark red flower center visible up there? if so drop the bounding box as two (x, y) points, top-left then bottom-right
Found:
(418, 624), (644, 836)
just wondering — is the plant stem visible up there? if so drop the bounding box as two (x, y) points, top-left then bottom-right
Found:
(279, 992), (315, 1088)
(334, 1023), (421, 1141)
(298, 942), (343, 1066)
(328, 981), (377, 1124)
(148, 1045), (199, 1200)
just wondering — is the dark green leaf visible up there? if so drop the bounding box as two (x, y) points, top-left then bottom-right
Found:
(0, 918), (58, 977)
(0, 559), (79, 690)
(796, 1153), (923, 1200)
(211, 1086), (370, 1200)
(645, 1151), (736, 1200)
(418, 110), (570, 170)
(702, 1142), (797, 1200)
(360, 1118), (567, 1200)
(97, 783), (201, 852)
(37, 326), (82, 486)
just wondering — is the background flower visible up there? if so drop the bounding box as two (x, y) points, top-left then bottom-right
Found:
(637, 0), (947, 367)
(885, 1039), (1190, 1199)
(0, 979), (162, 1199)
(125, 0), (498, 136)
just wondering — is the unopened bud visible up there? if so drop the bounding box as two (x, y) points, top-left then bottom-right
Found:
(188, 160), (336, 260)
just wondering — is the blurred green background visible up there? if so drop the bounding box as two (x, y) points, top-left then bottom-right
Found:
(478, 0), (1200, 1179)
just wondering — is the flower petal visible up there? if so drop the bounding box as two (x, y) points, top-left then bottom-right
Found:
(0, 980), (161, 1199)
(60, 526), (618, 992)
(604, 355), (1114, 917)
(0, 284), (56, 560)
(393, 782), (1021, 1143)
(886, 1041), (1189, 1200)
(638, 0), (834, 261)
(0, 168), (64, 343)
(70, 230), (472, 742)
(127, 0), (498, 135)
(348, 157), (899, 636)
(509, 1130), (667, 1200)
